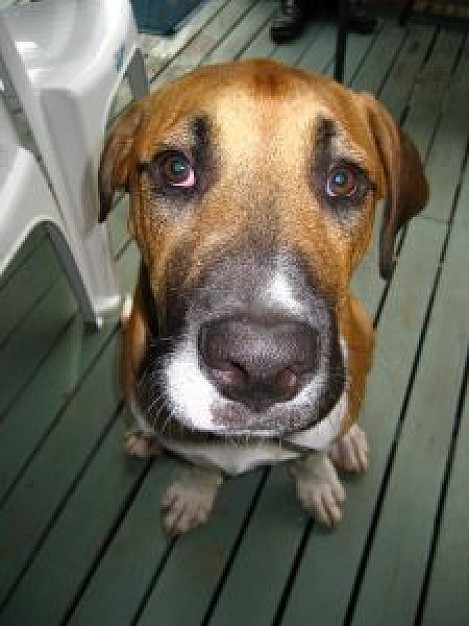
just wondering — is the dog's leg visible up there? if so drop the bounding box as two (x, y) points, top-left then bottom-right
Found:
(329, 423), (369, 473)
(328, 295), (373, 474)
(161, 466), (224, 535)
(121, 281), (161, 459)
(290, 452), (346, 527)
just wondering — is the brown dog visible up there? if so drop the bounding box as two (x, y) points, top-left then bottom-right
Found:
(99, 59), (428, 534)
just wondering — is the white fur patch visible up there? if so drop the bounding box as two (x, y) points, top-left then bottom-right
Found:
(164, 338), (222, 432)
(263, 264), (306, 317)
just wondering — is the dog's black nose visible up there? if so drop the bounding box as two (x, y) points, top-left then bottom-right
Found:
(198, 317), (319, 410)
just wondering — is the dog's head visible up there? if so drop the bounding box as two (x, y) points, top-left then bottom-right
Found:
(100, 59), (427, 438)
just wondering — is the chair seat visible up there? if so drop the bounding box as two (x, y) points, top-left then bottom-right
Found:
(4, 0), (135, 87)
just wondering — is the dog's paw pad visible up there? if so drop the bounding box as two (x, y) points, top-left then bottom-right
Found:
(123, 431), (161, 458)
(292, 455), (345, 528)
(329, 424), (369, 473)
(161, 470), (222, 535)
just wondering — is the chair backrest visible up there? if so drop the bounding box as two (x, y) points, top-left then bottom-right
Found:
(0, 79), (20, 145)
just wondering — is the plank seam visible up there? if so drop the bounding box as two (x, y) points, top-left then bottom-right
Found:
(413, 347), (469, 625)
(201, 469), (270, 626)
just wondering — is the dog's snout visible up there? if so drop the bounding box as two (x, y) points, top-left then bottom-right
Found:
(198, 317), (319, 410)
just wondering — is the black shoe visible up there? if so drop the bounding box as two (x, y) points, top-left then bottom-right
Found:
(270, 0), (313, 44)
(348, 0), (377, 34)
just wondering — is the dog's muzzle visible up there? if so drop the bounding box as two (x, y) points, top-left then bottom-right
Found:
(139, 253), (346, 438)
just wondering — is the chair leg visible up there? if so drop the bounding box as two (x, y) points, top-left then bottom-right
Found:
(45, 222), (102, 328)
(399, 0), (415, 26)
(335, 0), (349, 83)
(126, 47), (149, 101)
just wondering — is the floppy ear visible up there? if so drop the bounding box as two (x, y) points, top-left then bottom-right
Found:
(98, 102), (144, 222)
(360, 94), (428, 280)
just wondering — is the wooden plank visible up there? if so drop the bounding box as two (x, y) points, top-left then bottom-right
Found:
(141, 0), (230, 69)
(0, 275), (76, 416)
(204, 0), (277, 64)
(0, 237), (60, 347)
(0, 334), (122, 604)
(423, 36), (469, 223)
(329, 27), (381, 84)
(0, 231), (139, 503)
(0, 413), (147, 626)
(350, 25), (408, 94)
(239, 14), (277, 59)
(297, 23), (339, 73)
(203, 465), (306, 626)
(69, 470), (263, 626)
(379, 25), (435, 121)
(152, 0), (259, 86)
(63, 455), (181, 626)
(404, 29), (464, 157)
(349, 222), (468, 626)
(421, 386), (469, 626)
(136, 471), (265, 626)
(281, 218), (447, 625)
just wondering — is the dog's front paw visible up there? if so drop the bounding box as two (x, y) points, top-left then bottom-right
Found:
(123, 431), (161, 458)
(161, 467), (223, 535)
(291, 453), (346, 527)
(329, 423), (369, 473)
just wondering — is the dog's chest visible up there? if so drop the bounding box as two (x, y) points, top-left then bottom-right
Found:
(153, 391), (347, 475)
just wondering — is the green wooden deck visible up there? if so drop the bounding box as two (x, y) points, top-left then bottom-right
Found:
(1, 1), (468, 624)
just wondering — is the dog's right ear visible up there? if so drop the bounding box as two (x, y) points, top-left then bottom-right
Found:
(98, 102), (144, 222)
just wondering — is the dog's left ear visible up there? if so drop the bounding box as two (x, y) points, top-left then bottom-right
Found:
(98, 102), (144, 222)
(359, 93), (428, 280)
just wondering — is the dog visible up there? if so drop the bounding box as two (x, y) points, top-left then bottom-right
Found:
(99, 58), (428, 535)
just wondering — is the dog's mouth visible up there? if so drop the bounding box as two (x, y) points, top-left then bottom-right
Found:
(136, 255), (346, 440)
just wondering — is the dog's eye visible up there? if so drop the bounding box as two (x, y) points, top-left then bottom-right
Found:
(326, 166), (358, 198)
(158, 151), (195, 188)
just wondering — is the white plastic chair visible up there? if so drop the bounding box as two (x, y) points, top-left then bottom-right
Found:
(0, 94), (97, 323)
(0, 0), (149, 327)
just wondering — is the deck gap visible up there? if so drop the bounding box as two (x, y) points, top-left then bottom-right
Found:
(343, 25), (384, 87)
(0, 323), (121, 508)
(420, 25), (440, 67)
(233, 2), (278, 60)
(413, 347), (469, 626)
(295, 25), (326, 68)
(0, 405), (122, 613)
(271, 519), (314, 626)
(130, 536), (179, 626)
(62, 450), (155, 626)
(373, 25), (411, 95)
(194, 0), (262, 63)
(201, 468), (270, 625)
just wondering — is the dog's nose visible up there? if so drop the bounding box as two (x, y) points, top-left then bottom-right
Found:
(198, 317), (319, 410)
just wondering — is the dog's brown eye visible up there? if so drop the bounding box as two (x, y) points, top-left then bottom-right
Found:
(326, 166), (358, 198)
(159, 151), (195, 188)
